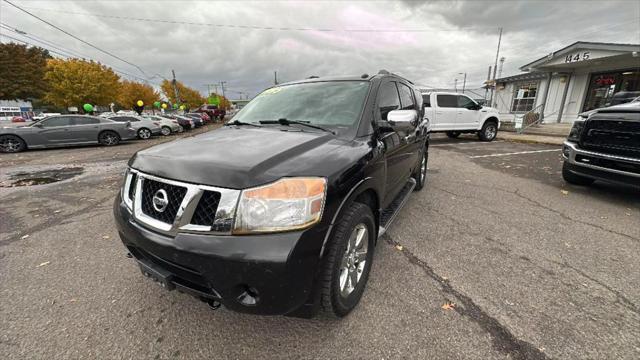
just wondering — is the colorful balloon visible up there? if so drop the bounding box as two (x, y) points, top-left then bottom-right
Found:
(83, 103), (93, 112)
(153, 101), (161, 108)
(136, 100), (144, 107)
(161, 103), (167, 109)
(179, 105), (185, 110)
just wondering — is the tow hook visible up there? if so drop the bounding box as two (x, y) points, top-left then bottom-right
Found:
(208, 300), (221, 310)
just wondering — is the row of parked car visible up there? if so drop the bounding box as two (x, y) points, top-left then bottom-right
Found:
(0, 112), (214, 153)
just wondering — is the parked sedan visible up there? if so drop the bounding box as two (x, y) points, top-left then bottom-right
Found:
(159, 114), (194, 130)
(106, 115), (162, 139)
(142, 115), (183, 135)
(181, 114), (203, 127)
(0, 115), (136, 153)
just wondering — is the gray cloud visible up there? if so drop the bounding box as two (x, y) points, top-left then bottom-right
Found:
(1, 0), (638, 98)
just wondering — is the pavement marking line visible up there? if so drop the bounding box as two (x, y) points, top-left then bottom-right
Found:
(431, 141), (504, 147)
(469, 149), (561, 159)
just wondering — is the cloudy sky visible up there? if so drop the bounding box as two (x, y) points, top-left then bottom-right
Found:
(1, 0), (639, 98)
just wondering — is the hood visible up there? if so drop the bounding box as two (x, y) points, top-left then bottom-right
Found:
(129, 126), (350, 189)
(579, 101), (640, 117)
(481, 106), (498, 113)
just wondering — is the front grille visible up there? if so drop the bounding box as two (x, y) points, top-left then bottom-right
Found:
(140, 178), (187, 224)
(581, 119), (640, 157)
(191, 190), (221, 226)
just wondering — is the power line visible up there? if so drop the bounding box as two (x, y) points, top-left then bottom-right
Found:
(14, 5), (497, 33)
(0, 24), (151, 83)
(0, 31), (159, 84)
(3, 0), (151, 79)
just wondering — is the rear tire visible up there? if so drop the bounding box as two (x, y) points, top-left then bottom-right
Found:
(319, 202), (375, 318)
(446, 131), (461, 138)
(562, 162), (595, 186)
(138, 128), (152, 139)
(98, 131), (120, 146)
(412, 145), (428, 191)
(161, 126), (171, 136)
(478, 121), (498, 141)
(0, 134), (26, 153)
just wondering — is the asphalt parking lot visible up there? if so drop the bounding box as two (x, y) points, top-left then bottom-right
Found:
(1, 130), (638, 359)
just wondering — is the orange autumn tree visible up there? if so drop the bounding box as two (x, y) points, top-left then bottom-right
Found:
(43, 58), (120, 108)
(118, 80), (160, 109)
(160, 79), (206, 110)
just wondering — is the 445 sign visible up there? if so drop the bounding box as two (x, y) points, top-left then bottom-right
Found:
(565, 51), (591, 63)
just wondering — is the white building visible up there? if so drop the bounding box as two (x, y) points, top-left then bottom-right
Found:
(493, 42), (640, 124)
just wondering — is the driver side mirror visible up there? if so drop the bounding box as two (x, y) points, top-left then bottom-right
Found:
(386, 110), (418, 131)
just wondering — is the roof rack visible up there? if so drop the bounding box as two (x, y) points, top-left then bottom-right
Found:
(377, 69), (413, 84)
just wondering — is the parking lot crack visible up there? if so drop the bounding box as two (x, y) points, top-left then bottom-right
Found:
(512, 189), (639, 244)
(382, 234), (551, 360)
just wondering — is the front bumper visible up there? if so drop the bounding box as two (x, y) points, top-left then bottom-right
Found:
(113, 196), (327, 316)
(562, 141), (640, 186)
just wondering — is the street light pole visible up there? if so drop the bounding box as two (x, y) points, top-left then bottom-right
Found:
(459, 72), (467, 94)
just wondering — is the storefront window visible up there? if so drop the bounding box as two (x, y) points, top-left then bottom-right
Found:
(510, 82), (538, 112)
(583, 70), (640, 111)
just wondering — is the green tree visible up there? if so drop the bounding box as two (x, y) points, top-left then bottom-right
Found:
(0, 43), (51, 100)
(161, 79), (206, 109)
(43, 58), (121, 108)
(117, 80), (160, 109)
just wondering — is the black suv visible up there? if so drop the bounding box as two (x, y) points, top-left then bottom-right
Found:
(114, 71), (429, 318)
(562, 106), (640, 187)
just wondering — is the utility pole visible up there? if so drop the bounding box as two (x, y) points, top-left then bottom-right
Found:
(454, 78), (458, 93)
(489, 27), (503, 107)
(171, 69), (180, 104)
(459, 72), (467, 94)
(219, 81), (227, 98)
(274, 71), (278, 85)
(484, 66), (492, 103)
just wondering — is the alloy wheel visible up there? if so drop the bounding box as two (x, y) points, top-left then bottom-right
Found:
(102, 133), (118, 145)
(139, 129), (151, 139)
(161, 127), (171, 136)
(0, 137), (22, 152)
(485, 125), (497, 140)
(339, 223), (368, 297)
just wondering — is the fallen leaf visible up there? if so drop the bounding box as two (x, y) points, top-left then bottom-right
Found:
(102, 235), (110, 240)
(625, 213), (631, 216)
(395, 245), (403, 251)
(21, 234), (30, 239)
(560, 190), (569, 195)
(69, 298), (77, 303)
(54, 210), (61, 213)
(37, 261), (50, 268)
(441, 301), (455, 310)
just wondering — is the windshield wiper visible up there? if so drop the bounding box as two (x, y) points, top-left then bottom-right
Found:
(225, 120), (262, 127)
(259, 118), (335, 135)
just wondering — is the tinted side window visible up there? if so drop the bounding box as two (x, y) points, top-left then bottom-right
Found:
(42, 117), (73, 127)
(110, 117), (128, 122)
(436, 95), (457, 108)
(457, 95), (476, 109)
(422, 94), (431, 107)
(398, 83), (416, 110)
(74, 116), (100, 124)
(378, 82), (400, 120)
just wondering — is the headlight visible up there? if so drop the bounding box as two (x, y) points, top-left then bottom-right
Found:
(233, 177), (327, 234)
(567, 120), (584, 142)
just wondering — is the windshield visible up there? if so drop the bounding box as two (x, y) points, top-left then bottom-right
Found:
(233, 81), (370, 127)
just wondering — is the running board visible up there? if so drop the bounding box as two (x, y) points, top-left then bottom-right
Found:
(378, 178), (416, 237)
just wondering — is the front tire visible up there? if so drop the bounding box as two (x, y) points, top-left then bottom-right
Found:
(562, 162), (595, 186)
(478, 121), (498, 141)
(320, 202), (375, 318)
(161, 126), (171, 136)
(0, 134), (26, 153)
(98, 131), (120, 146)
(137, 128), (152, 139)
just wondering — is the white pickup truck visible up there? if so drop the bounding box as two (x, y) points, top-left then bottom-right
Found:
(422, 92), (500, 141)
